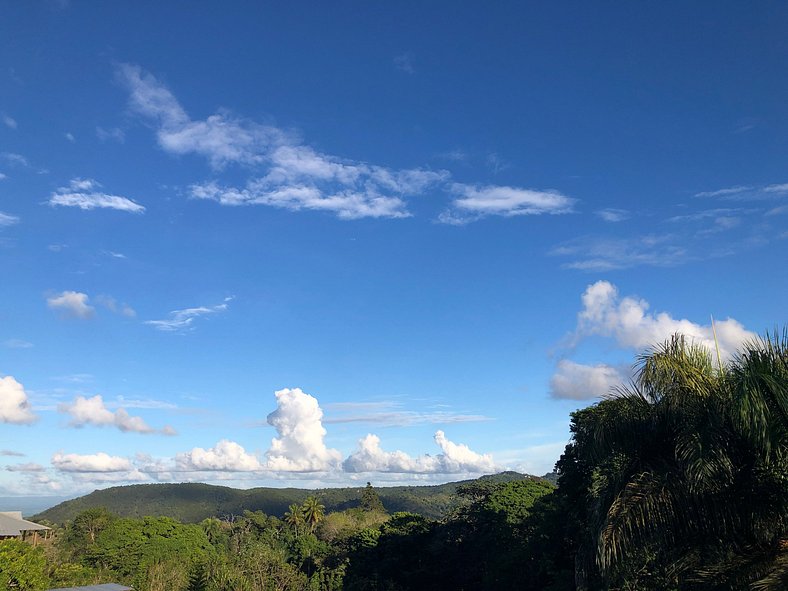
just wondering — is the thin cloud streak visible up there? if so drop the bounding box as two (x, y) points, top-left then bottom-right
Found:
(145, 297), (232, 332)
(48, 178), (145, 213)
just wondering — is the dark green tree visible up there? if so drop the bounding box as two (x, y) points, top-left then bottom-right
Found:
(360, 482), (385, 513)
(561, 333), (788, 590)
(0, 540), (49, 591)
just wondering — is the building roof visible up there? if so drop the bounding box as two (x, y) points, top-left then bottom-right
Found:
(0, 511), (50, 536)
(47, 585), (134, 591)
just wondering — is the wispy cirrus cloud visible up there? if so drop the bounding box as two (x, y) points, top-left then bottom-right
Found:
(118, 64), (448, 220)
(550, 234), (688, 271)
(3, 339), (33, 349)
(324, 400), (492, 426)
(393, 52), (415, 74)
(95, 126), (125, 143)
(5, 463), (45, 472)
(439, 183), (575, 225)
(0, 450), (26, 457)
(48, 178), (145, 213)
(595, 208), (630, 222)
(145, 297), (232, 332)
(1, 152), (29, 167)
(0, 212), (19, 227)
(695, 183), (788, 200)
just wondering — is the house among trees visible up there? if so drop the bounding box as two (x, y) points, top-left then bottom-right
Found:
(0, 511), (50, 544)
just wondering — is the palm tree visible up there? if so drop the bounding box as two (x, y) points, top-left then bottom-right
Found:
(284, 503), (305, 536)
(566, 332), (788, 590)
(301, 496), (325, 534)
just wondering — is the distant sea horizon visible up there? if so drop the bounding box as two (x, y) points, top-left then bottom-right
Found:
(0, 496), (74, 518)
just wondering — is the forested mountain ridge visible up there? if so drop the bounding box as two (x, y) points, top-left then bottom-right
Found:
(34, 471), (543, 524)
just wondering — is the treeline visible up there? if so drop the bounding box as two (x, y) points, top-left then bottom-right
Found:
(34, 475), (533, 524)
(3, 332), (787, 590)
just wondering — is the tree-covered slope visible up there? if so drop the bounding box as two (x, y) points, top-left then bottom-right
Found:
(34, 472), (549, 524)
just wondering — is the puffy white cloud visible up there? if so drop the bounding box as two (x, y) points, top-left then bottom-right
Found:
(574, 280), (755, 360)
(119, 64), (447, 220)
(46, 291), (95, 319)
(433, 430), (498, 473)
(58, 394), (175, 435)
(265, 388), (342, 472)
(440, 183), (575, 224)
(0, 375), (37, 424)
(176, 440), (262, 472)
(52, 451), (132, 472)
(550, 281), (757, 400)
(48, 178), (145, 213)
(145, 297), (231, 332)
(343, 431), (497, 474)
(550, 360), (625, 400)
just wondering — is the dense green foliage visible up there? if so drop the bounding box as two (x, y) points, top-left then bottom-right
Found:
(34, 472), (531, 524)
(6, 332), (785, 590)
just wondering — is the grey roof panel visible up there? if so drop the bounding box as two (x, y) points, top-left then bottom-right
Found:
(0, 511), (50, 536)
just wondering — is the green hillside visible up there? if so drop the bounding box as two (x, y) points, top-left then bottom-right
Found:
(34, 471), (542, 524)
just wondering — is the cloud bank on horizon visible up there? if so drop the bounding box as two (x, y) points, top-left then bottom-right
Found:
(4, 385), (503, 494)
(4, 276), (760, 495)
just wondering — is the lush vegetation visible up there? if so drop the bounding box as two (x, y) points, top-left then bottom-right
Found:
(3, 332), (786, 590)
(34, 472), (531, 524)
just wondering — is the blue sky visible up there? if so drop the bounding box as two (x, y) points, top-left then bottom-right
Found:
(1, 1), (786, 497)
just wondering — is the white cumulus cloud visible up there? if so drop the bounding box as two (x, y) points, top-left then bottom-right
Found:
(343, 431), (497, 474)
(550, 360), (626, 400)
(550, 281), (757, 400)
(47, 291), (95, 319)
(0, 376), (37, 424)
(48, 178), (145, 213)
(58, 394), (175, 435)
(573, 280), (755, 359)
(265, 388), (342, 472)
(52, 451), (132, 472)
(176, 439), (262, 472)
